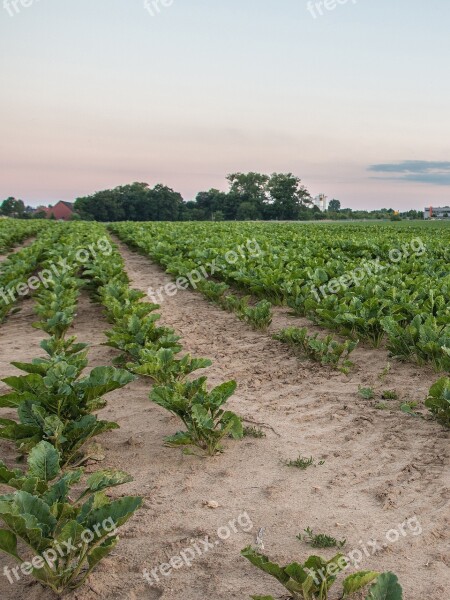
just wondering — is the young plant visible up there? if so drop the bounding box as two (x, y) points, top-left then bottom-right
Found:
(0, 347), (135, 466)
(241, 546), (398, 600)
(0, 441), (142, 594)
(298, 527), (346, 549)
(274, 327), (357, 371)
(150, 378), (243, 455)
(243, 300), (273, 330)
(197, 280), (230, 303)
(104, 312), (180, 365)
(284, 456), (315, 469)
(358, 387), (375, 400)
(129, 347), (212, 385)
(221, 293), (250, 315)
(400, 401), (421, 417)
(425, 377), (450, 427)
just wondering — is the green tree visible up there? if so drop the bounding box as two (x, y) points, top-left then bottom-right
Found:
(195, 189), (227, 220)
(267, 173), (311, 220)
(328, 199), (341, 212)
(236, 201), (261, 220)
(226, 172), (269, 218)
(0, 197), (25, 218)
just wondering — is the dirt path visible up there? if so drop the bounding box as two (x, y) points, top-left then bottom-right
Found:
(0, 241), (448, 600)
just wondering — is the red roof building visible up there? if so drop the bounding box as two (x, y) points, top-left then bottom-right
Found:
(41, 201), (75, 221)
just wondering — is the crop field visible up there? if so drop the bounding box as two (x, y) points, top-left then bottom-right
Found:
(0, 219), (448, 600)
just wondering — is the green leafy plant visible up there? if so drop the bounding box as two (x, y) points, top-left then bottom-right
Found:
(197, 280), (230, 302)
(221, 293), (250, 314)
(400, 401), (421, 417)
(243, 300), (273, 330)
(241, 546), (393, 600)
(129, 347), (211, 385)
(275, 327), (357, 371)
(0, 441), (142, 594)
(298, 527), (346, 549)
(0, 344), (135, 466)
(425, 377), (450, 427)
(151, 378), (243, 455)
(358, 387), (375, 400)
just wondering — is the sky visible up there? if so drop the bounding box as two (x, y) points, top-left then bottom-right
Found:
(1, 0), (450, 210)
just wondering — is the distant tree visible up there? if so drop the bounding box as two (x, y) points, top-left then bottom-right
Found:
(226, 172), (269, 218)
(195, 189), (227, 220)
(267, 173), (311, 220)
(328, 199), (341, 212)
(236, 201), (261, 220)
(0, 197), (25, 218)
(74, 182), (183, 222)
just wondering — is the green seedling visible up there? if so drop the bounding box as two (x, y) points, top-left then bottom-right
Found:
(298, 527), (346, 549)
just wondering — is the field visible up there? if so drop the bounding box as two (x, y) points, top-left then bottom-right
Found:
(0, 219), (448, 600)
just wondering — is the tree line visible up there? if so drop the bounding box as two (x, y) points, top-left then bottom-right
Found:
(2, 173), (425, 221)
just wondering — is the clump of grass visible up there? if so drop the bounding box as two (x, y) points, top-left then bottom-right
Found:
(298, 527), (346, 549)
(284, 455), (324, 469)
(243, 426), (266, 438)
(358, 386), (375, 399)
(382, 389), (398, 400)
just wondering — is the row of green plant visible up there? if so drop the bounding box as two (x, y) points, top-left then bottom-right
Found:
(0, 224), (142, 594)
(197, 281), (273, 330)
(0, 224), (62, 323)
(0, 219), (49, 254)
(82, 235), (244, 456)
(274, 327), (358, 372)
(109, 221), (449, 370)
(110, 221), (449, 428)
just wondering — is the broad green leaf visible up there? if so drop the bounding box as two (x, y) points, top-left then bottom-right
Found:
(343, 571), (380, 596)
(28, 441), (61, 482)
(86, 470), (133, 493)
(86, 535), (118, 570)
(0, 529), (21, 561)
(366, 572), (403, 600)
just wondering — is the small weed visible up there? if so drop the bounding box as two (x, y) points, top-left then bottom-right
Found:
(298, 527), (346, 549)
(382, 389), (398, 400)
(378, 362), (391, 382)
(243, 426), (266, 438)
(284, 455), (324, 469)
(358, 386), (375, 400)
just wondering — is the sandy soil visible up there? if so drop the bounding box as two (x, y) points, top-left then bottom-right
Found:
(0, 240), (448, 600)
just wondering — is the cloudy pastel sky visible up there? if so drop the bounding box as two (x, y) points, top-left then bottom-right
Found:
(1, 0), (450, 209)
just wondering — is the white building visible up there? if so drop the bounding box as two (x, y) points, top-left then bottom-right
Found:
(424, 206), (450, 219)
(313, 194), (328, 211)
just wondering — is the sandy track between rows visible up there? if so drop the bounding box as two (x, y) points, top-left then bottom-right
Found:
(0, 239), (448, 600)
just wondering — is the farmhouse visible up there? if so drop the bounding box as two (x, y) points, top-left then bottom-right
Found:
(38, 201), (75, 221)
